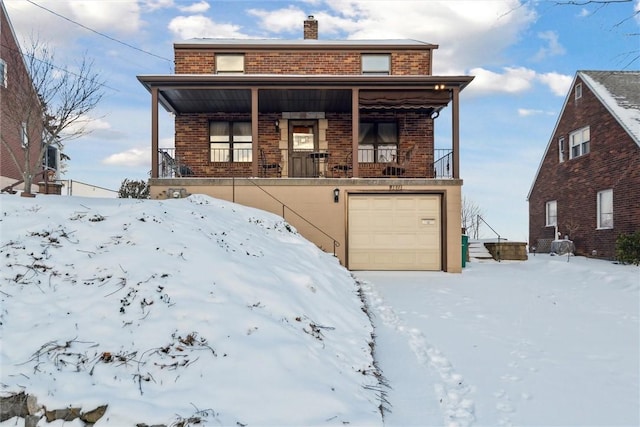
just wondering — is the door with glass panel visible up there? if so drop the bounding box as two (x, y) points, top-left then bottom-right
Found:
(289, 121), (317, 177)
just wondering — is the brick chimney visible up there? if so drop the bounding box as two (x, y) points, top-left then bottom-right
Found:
(304, 15), (318, 40)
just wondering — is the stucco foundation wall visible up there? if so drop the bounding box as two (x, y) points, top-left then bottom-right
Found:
(150, 178), (462, 272)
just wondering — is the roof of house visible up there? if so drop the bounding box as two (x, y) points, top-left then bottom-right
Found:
(175, 38), (439, 50)
(527, 70), (640, 200)
(579, 71), (640, 145)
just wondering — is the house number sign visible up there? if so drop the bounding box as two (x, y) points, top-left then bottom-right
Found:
(389, 185), (403, 191)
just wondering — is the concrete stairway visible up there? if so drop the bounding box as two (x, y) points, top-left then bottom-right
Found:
(468, 240), (495, 262)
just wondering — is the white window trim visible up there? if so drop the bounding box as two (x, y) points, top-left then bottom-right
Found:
(21, 122), (28, 147)
(597, 189), (613, 229)
(575, 83), (582, 100)
(569, 126), (590, 159)
(545, 200), (557, 227)
(558, 137), (565, 163)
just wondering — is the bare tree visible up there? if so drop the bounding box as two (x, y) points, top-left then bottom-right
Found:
(461, 196), (484, 239)
(1, 38), (104, 195)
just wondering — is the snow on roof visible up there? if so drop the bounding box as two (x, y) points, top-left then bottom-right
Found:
(175, 38), (436, 47)
(580, 70), (640, 146)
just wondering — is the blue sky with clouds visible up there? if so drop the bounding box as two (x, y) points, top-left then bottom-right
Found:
(4, 0), (639, 240)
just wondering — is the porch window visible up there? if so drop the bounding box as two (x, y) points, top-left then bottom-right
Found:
(210, 121), (252, 162)
(597, 189), (613, 229)
(545, 200), (557, 227)
(215, 54), (244, 74)
(362, 54), (390, 75)
(569, 126), (589, 159)
(358, 122), (397, 163)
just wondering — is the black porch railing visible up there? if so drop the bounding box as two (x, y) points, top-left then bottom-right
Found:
(158, 147), (454, 179)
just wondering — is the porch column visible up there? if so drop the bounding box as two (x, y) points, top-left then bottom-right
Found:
(351, 88), (359, 177)
(251, 87), (259, 177)
(451, 87), (460, 179)
(151, 87), (159, 179)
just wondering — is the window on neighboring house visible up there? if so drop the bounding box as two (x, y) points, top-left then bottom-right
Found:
(215, 54), (244, 74)
(44, 145), (60, 179)
(209, 121), (252, 162)
(597, 189), (613, 229)
(21, 122), (28, 147)
(575, 83), (582, 100)
(558, 137), (565, 163)
(0, 59), (6, 87)
(569, 126), (590, 159)
(362, 54), (390, 75)
(358, 122), (398, 163)
(546, 200), (557, 227)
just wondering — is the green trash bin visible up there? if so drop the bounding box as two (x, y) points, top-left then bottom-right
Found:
(461, 235), (469, 268)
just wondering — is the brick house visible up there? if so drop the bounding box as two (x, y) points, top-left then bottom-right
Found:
(138, 17), (474, 272)
(528, 70), (640, 259)
(1, 3), (60, 195)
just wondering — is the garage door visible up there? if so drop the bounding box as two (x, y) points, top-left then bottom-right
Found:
(348, 194), (441, 270)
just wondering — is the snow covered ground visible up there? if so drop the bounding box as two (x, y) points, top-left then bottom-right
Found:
(357, 257), (639, 426)
(1, 193), (638, 426)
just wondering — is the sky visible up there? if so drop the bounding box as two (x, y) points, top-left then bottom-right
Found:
(1, 193), (638, 426)
(3, 0), (640, 241)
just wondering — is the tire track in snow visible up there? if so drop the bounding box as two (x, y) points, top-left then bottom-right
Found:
(360, 280), (476, 427)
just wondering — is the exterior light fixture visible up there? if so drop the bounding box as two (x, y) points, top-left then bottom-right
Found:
(434, 84), (446, 90)
(275, 120), (280, 132)
(333, 188), (340, 203)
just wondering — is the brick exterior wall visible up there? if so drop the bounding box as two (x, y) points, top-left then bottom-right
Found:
(1, 7), (42, 184)
(529, 76), (640, 259)
(175, 49), (431, 75)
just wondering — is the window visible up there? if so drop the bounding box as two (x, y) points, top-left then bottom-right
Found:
(558, 137), (565, 163)
(546, 200), (557, 227)
(597, 189), (613, 229)
(358, 122), (397, 163)
(362, 54), (390, 75)
(575, 83), (582, 100)
(0, 59), (6, 87)
(21, 122), (28, 147)
(210, 121), (252, 162)
(215, 54), (244, 74)
(569, 126), (590, 159)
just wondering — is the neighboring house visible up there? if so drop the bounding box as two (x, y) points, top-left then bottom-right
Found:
(138, 16), (474, 272)
(528, 70), (640, 259)
(0, 3), (60, 194)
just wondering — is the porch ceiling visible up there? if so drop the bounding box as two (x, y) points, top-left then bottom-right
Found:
(138, 74), (474, 115)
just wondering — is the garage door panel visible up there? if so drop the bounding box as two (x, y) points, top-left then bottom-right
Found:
(348, 194), (441, 271)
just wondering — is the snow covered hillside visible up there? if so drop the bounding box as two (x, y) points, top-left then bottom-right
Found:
(0, 194), (382, 426)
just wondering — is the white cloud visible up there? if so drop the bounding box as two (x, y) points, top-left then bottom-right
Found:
(179, 1), (210, 14)
(533, 31), (566, 61)
(103, 148), (149, 167)
(636, 0), (640, 24)
(168, 15), (247, 39)
(69, 0), (142, 34)
(537, 72), (573, 96)
(466, 66), (536, 95)
(518, 108), (555, 117)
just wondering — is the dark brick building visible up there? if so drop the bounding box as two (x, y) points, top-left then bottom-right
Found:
(528, 71), (640, 259)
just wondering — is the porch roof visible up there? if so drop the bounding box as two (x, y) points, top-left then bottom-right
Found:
(136, 74), (474, 115)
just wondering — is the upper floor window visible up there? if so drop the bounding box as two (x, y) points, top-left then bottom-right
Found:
(362, 54), (390, 75)
(546, 200), (557, 227)
(210, 121), (252, 162)
(569, 126), (590, 159)
(558, 137), (565, 163)
(0, 59), (6, 87)
(21, 122), (28, 147)
(575, 83), (582, 100)
(597, 189), (613, 229)
(358, 122), (397, 163)
(216, 54), (244, 74)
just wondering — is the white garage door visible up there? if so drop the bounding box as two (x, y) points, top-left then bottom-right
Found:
(348, 194), (441, 270)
